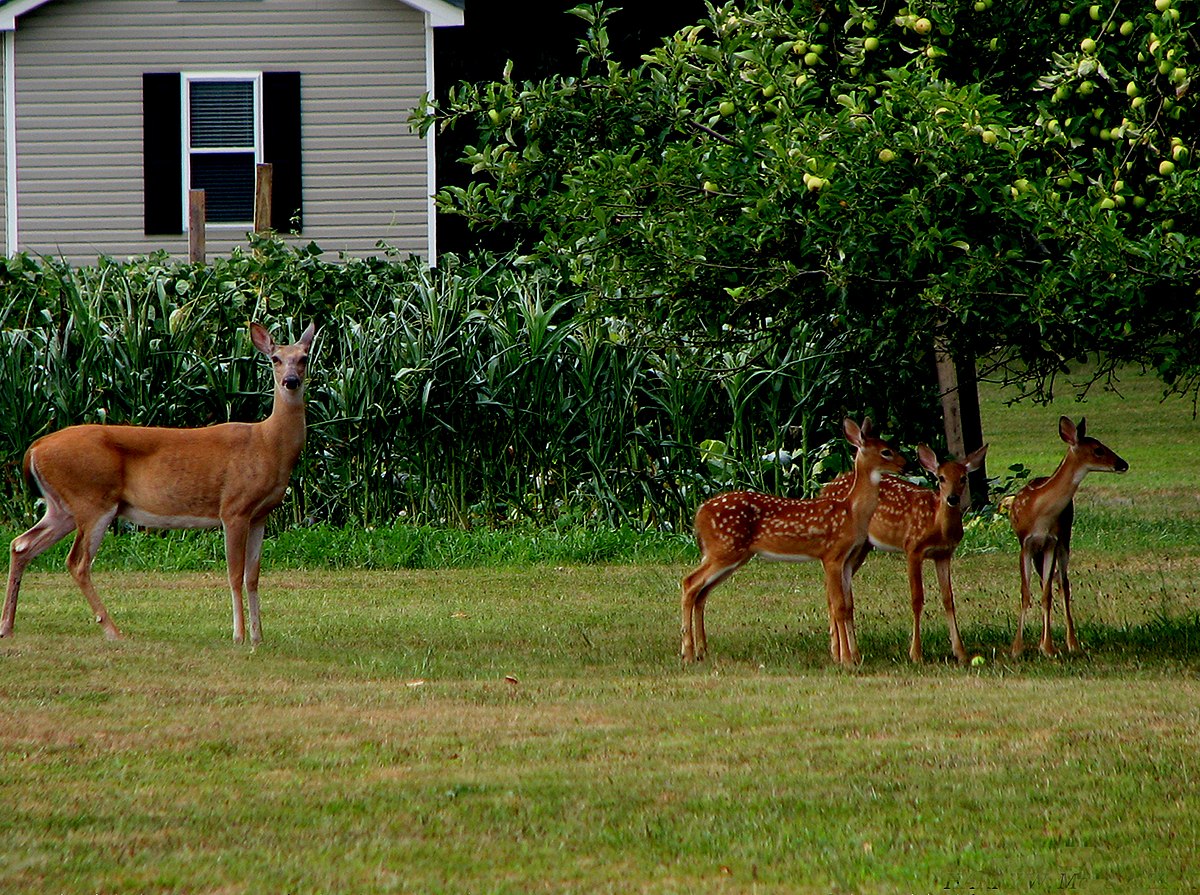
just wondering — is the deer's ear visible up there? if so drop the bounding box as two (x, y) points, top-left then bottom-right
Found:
(249, 322), (275, 356)
(1058, 416), (1079, 446)
(298, 322), (317, 349)
(917, 444), (939, 474)
(843, 417), (863, 448)
(964, 443), (988, 472)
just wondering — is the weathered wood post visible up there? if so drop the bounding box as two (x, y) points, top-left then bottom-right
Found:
(188, 190), (206, 264)
(254, 163), (273, 234)
(935, 342), (966, 460)
(935, 340), (988, 506)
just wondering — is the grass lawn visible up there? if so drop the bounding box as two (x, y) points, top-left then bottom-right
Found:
(1, 367), (1198, 894)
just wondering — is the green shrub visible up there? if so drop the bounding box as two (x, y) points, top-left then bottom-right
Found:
(0, 238), (851, 532)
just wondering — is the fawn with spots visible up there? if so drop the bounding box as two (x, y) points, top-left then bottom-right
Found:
(680, 418), (906, 667)
(822, 443), (987, 664)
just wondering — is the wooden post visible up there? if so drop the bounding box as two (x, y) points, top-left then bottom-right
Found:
(935, 340), (966, 460)
(254, 163), (273, 234)
(935, 339), (988, 506)
(954, 347), (988, 503)
(188, 190), (206, 264)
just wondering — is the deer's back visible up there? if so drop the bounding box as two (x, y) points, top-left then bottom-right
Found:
(824, 473), (934, 549)
(695, 489), (856, 560)
(27, 422), (273, 524)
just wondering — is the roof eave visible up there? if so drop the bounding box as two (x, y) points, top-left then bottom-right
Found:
(1, 0), (51, 31)
(402, 0), (464, 28)
(0, 0), (464, 31)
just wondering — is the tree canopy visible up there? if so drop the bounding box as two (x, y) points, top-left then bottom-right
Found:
(415, 0), (1200, 437)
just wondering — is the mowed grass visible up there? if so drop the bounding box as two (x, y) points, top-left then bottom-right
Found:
(2, 367), (1200, 894)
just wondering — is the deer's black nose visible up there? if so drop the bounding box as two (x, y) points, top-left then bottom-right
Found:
(946, 494), (960, 507)
(283, 375), (302, 391)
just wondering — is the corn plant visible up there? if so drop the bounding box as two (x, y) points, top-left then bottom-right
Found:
(0, 242), (852, 531)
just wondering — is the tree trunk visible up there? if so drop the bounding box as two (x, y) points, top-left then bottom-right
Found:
(935, 342), (988, 506)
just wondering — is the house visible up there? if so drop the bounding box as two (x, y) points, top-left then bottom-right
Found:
(0, 0), (464, 266)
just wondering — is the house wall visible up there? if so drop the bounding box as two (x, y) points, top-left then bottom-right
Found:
(7, 0), (434, 265)
(0, 31), (9, 254)
(0, 29), (10, 254)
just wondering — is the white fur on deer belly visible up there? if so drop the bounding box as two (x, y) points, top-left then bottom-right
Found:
(867, 535), (903, 552)
(756, 548), (818, 563)
(120, 507), (220, 530)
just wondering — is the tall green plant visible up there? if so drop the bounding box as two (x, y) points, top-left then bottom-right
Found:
(0, 243), (853, 532)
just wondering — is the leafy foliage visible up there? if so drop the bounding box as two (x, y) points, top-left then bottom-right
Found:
(414, 0), (1200, 418)
(0, 240), (847, 532)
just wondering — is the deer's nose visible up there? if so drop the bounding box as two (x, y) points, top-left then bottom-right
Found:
(283, 375), (302, 391)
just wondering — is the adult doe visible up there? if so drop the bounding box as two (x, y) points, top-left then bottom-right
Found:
(2, 321), (316, 644)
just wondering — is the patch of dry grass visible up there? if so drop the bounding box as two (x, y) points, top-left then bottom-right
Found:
(3, 555), (1200, 893)
(2, 366), (1198, 892)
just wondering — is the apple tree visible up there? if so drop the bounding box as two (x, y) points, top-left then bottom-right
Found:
(414, 1), (1199, 483)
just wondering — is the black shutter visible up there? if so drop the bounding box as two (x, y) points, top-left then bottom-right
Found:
(263, 72), (302, 232)
(143, 73), (183, 235)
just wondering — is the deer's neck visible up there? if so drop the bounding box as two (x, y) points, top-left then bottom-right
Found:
(935, 499), (964, 543)
(846, 464), (883, 533)
(262, 390), (308, 466)
(1039, 452), (1086, 514)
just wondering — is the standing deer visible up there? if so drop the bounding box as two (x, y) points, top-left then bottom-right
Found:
(1009, 416), (1128, 657)
(822, 443), (988, 664)
(2, 321), (316, 644)
(680, 418), (906, 667)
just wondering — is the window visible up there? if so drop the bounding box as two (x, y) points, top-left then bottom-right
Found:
(143, 71), (302, 236)
(186, 75), (259, 225)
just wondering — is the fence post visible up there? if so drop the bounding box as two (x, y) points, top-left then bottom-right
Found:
(254, 163), (273, 234)
(188, 190), (206, 264)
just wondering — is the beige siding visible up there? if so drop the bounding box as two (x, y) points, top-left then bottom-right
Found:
(9, 0), (436, 265)
(0, 33), (7, 253)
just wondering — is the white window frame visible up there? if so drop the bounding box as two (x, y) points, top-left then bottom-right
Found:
(181, 71), (263, 230)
